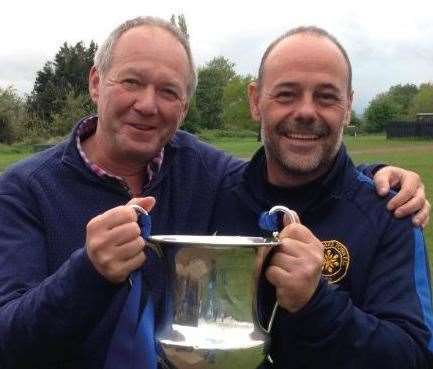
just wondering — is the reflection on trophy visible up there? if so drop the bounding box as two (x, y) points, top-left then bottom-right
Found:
(175, 250), (211, 326)
(147, 235), (279, 369)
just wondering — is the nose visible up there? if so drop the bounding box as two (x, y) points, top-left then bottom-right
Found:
(293, 94), (317, 124)
(133, 86), (158, 115)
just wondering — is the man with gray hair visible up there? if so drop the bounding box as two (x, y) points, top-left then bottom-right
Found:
(213, 26), (433, 368)
(0, 17), (429, 369)
(0, 16), (242, 368)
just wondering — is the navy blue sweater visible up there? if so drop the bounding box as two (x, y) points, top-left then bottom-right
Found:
(211, 146), (433, 369)
(0, 125), (242, 369)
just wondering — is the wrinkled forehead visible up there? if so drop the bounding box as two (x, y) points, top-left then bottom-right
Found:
(263, 34), (350, 93)
(108, 25), (191, 89)
(113, 26), (189, 65)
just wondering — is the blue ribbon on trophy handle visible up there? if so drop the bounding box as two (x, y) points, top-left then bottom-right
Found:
(258, 205), (300, 364)
(130, 204), (162, 256)
(105, 205), (163, 369)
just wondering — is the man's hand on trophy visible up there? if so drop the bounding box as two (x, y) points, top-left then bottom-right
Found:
(86, 196), (155, 283)
(265, 223), (324, 313)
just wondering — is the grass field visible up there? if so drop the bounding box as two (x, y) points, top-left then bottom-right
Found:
(1, 134), (431, 252)
(0, 144), (33, 172)
(207, 134), (433, 256)
(1, 135), (432, 242)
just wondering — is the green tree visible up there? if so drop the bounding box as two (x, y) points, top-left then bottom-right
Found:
(222, 75), (256, 132)
(364, 93), (401, 133)
(27, 62), (59, 122)
(50, 92), (95, 137)
(169, 14), (198, 132)
(0, 87), (25, 143)
(387, 83), (418, 117)
(181, 96), (201, 133)
(408, 83), (433, 118)
(27, 41), (97, 123)
(350, 110), (362, 127)
(53, 41), (97, 96)
(196, 57), (236, 129)
(170, 14), (189, 39)
(363, 83), (419, 133)
(205, 57), (236, 86)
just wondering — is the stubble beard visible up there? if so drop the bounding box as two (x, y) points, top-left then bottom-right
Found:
(262, 121), (344, 181)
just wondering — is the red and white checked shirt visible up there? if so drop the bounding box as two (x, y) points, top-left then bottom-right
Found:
(75, 116), (163, 196)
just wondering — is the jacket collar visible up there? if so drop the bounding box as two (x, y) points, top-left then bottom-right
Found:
(237, 144), (358, 218)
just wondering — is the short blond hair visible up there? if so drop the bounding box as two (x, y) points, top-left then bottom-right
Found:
(94, 16), (197, 100)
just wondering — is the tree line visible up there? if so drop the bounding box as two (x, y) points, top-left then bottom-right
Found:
(0, 43), (258, 144)
(362, 83), (433, 132)
(1, 16), (432, 144)
(0, 41), (96, 144)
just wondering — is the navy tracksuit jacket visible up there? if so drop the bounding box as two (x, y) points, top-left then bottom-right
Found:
(211, 145), (433, 369)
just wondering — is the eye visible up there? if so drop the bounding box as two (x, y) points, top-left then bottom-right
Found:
(121, 79), (140, 90)
(316, 92), (339, 105)
(275, 90), (296, 103)
(159, 87), (180, 101)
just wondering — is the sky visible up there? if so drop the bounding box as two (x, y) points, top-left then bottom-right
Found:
(1, 0), (432, 113)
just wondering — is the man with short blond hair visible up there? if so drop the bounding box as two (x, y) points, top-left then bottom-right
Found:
(0, 17), (242, 369)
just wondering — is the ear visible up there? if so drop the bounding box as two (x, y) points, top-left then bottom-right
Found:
(88, 66), (100, 105)
(248, 82), (261, 122)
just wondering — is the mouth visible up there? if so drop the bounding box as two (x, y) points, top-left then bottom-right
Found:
(126, 123), (156, 132)
(284, 133), (321, 141)
(277, 121), (328, 141)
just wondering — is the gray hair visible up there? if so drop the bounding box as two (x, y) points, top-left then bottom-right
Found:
(257, 26), (352, 94)
(94, 16), (197, 99)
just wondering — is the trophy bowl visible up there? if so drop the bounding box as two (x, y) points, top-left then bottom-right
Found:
(147, 235), (279, 369)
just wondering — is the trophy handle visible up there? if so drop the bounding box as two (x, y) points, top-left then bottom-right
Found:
(145, 239), (163, 258)
(258, 205), (300, 363)
(254, 248), (279, 366)
(130, 204), (163, 257)
(266, 301), (279, 334)
(268, 205), (300, 225)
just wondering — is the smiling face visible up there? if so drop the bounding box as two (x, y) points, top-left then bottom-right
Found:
(88, 25), (190, 165)
(249, 33), (353, 187)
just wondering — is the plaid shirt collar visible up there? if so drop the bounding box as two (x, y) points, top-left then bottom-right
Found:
(76, 116), (164, 195)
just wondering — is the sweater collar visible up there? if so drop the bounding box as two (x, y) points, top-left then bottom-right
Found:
(60, 116), (178, 192)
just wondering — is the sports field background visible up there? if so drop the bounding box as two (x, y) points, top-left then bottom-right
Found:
(1, 134), (432, 261)
(209, 134), (433, 259)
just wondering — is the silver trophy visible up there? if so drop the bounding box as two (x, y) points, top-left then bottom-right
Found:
(146, 235), (279, 369)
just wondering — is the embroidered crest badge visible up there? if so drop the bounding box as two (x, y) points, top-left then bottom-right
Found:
(321, 240), (350, 283)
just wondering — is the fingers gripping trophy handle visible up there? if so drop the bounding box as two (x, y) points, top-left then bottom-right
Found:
(258, 206), (300, 333)
(130, 204), (162, 257)
(131, 204), (152, 237)
(128, 205), (162, 289)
